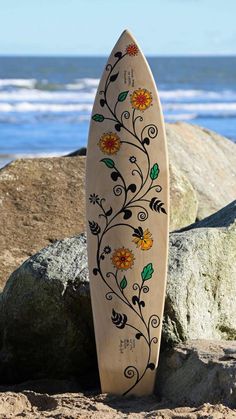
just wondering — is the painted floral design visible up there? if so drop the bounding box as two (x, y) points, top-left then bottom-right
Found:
(132, 227), (153, 251)
(103, 246), (112, 254)
(98, 132), (121, 155)
(130, 88), (152, 111)
(126, 43), (139, 56)
(88, 42), (167, 395)
(129, 156), (137, 163)
(112, 247), (134, 270)
(89, 193), (100, 205)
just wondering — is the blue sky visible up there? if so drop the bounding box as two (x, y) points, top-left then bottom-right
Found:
(0, 0), (235, 56)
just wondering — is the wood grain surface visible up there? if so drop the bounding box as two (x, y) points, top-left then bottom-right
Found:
(86, 30), (169, 395)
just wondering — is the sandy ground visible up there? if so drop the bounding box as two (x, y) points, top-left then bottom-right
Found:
(0, 390), (235, 418)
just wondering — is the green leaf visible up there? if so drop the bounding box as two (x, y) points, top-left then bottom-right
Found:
(92, 114), (104, 122)
(100, 158), (115, 168)
(141, 263), (154, 281)
(120, 276), (127, 290)
(118, 91), (129, 102)
(150, 163), (160, 180)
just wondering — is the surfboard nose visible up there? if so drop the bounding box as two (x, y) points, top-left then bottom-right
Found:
(117, 29), (137, 46)
(121, 29), (133, 38)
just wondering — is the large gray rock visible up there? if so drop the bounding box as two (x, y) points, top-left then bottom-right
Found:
(169, 162), (198, 231)
(164, 200), (236, 346)
(0, 156), (86, 290)
(0, 234), (95, 384)
(167, 122), (236, 220)
(0, 202), (235, 382)
(0, 123), (234, 291)
(69, 122), (236, 221)
(156, 340), (236, 407)
(0, 153), (195, 290)
(180, 198), (236, 230)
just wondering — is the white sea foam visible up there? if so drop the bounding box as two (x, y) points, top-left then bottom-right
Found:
(0, 102), (93, 113)
(164, 113), (198, 121)
(0, 89), (96, 102)
(0, 77), (236, 120)
(1, 89), (236, 110)
(0, 100), (235, 116)
(0, 151), (68, 158)
(1, 77), (236, 106)
(66, 80), (236, 102)
(164, 102), (236, 113)
(0, 77), (99, 92)
(0, 79), (36, 88)
(66, 78), (100, 90)
(159, 89), (236, 101)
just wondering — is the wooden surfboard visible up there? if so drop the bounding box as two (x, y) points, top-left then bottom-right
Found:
(86, 30), (169, 396)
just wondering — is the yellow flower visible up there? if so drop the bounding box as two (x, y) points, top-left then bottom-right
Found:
(112, 247), (134, 270)
(132, 227), (153, 251)
(130, 88), (152, 111)
(98, 132), (121, 155)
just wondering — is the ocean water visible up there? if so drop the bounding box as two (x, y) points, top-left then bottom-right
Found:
(0, 56), (235, 166)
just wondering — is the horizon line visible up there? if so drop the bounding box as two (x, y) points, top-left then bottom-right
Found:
(0, 53), (236, 58)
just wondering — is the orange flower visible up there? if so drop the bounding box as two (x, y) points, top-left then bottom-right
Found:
(112, 247), (134, 270)
(130, 88), (152, 111)
(126, 43), (139, 56)
(132, 227), (153, 251)
(98, 132), (121, 155)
